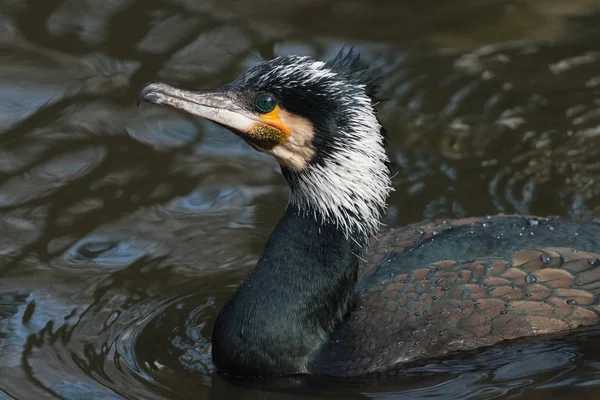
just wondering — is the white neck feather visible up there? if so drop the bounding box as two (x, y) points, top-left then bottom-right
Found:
(288, 85), (393, 241)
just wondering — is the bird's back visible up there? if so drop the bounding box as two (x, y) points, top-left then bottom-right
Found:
(313, 216), (600, 377)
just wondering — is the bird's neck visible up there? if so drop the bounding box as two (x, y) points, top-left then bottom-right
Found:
(211, 203), (363, 376)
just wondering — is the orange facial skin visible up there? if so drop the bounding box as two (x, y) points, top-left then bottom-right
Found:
(248, 105), (292, 149)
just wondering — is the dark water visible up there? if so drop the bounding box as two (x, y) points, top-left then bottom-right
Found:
(2, 0), (600, 398)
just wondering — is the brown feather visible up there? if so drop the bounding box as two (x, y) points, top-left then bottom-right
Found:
(314, 216), (600, 377)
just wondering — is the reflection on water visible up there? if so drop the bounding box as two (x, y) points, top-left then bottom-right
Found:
(2, 0), (600, 398)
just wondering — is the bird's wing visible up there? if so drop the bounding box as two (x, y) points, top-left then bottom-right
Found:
(315, 217), (600, 377)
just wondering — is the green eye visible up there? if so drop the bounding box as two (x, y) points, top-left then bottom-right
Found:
(255, 93), (277, 113)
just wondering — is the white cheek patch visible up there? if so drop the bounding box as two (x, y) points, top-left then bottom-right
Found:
(266, 109), (316, 170)
(268, 141), (314, 170)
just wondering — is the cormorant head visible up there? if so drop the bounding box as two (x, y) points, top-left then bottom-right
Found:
(140, 49), (392, 238)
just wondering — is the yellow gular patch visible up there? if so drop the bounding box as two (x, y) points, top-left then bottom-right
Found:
(247, 106), (292, 150)
(248, 106), (316, 170)
(266, 108), (316, 171)
(259, 106), (292, 137)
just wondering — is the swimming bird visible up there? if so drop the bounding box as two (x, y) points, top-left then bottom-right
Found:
(139, 49), (600, 378)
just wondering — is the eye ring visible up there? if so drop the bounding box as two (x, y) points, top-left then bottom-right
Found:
(255, 93), (277, 113)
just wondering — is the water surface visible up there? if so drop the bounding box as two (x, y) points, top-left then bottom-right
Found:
(2, 0), (600, 398)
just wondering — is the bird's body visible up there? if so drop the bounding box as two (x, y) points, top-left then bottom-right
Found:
(318, 215), (600, 377)
(139, 49), (600, 379)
